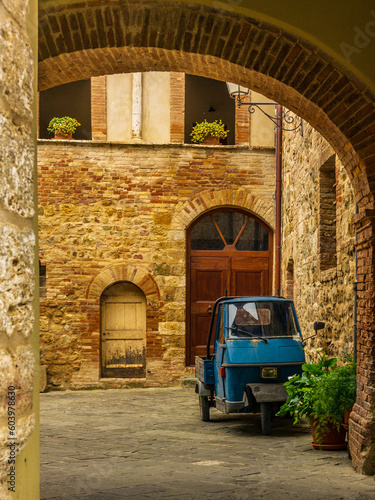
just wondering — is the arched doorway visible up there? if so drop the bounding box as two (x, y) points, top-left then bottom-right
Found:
(186, 208), (273, 365)
(100, 282), (146, 378)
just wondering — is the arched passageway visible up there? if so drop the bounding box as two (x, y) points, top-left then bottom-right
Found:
(35, 0), (375, 474)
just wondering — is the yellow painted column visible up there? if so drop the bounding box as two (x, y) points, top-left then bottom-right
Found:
(10, 0), (40, 498)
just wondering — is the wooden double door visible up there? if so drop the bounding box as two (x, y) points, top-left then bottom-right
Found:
(186, 209), (272, 365)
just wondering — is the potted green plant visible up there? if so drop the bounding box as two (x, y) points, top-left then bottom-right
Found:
(47, 116), (81, 140)
(190, 119), (229, 144)
(277, 350), (356, 449)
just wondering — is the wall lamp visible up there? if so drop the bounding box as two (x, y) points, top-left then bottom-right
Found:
(226, 83), (303, 135)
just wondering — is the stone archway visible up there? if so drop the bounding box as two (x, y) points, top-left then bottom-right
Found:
(38, 2), (375, 209)
(35, 0), (375, 474)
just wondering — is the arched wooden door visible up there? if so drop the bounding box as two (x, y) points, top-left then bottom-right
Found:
(186, 209), (273, 365)
(101, 282), (146, 378)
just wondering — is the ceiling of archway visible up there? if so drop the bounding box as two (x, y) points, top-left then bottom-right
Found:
(38, 0), (375, 94)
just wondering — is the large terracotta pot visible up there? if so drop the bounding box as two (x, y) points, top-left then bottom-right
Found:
(310, 417), (347, 450)
(342, 408), (352, 431)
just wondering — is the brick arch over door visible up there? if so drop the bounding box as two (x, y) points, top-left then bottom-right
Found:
(38, 1), (375, 474)
(85, 263), (160, 307)
(171, 189), (275, 231)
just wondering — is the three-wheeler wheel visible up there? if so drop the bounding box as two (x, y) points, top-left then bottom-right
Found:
(260, 403), (272, 435)
(199, 395), (210, 422)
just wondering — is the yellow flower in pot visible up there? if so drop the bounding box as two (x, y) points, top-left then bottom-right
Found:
(190, 119), (229, 144)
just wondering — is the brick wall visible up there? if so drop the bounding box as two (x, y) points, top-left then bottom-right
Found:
(235, 104), (250, 146)
(91, 76), (107, 140)
(38, 141), (275, 389)
(350, 209), (375, 474)
(170, 72), (185, 143)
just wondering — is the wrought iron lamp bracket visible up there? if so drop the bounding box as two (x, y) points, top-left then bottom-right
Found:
(236, 99), (303, 135)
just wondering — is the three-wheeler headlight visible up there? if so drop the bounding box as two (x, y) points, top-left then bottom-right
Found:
(261, 366), (278, 379)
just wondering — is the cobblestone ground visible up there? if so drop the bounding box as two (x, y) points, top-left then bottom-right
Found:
(40, 387), (375, 500)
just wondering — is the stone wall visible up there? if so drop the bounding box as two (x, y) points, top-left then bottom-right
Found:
(0, 1), (37, 498)
(281, 120), (356, 358)
(37, 141), (275, 389)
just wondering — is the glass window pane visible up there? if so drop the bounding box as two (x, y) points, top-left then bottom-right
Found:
(261, 302), (299, 338)
(191, 215), (225, 250)
(217, 305), (225, 344)
(212, 211), (246, 246)
(236, 218), (269, 251)
(227, 301), (300, 339)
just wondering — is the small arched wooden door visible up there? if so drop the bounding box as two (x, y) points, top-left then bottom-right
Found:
(186, 208), (273, 365)
(101, 282), (146, 378)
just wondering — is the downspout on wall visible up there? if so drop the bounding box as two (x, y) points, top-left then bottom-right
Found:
(354, 202), (358, 362)
(275, 104), (282, 297)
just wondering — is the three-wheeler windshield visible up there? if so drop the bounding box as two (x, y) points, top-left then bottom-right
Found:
(227, 301), (300, 339)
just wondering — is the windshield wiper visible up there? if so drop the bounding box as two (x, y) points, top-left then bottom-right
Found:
(226, 326), (268, 343)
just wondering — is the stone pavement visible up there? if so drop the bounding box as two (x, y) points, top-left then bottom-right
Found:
(40, 387), (375, 500)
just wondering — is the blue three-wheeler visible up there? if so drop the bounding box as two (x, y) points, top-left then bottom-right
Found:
(195, 296), (307, 434)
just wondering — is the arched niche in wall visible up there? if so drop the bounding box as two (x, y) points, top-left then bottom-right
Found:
(100, 281), (147, 379)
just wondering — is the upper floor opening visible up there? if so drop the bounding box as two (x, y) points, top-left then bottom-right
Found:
(38, 73), (276, 148)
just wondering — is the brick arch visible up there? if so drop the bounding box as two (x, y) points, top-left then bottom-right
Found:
(85, 263), (160, 306)
(38, 0), (375, 474)
(38, 1), (375, 210)
(171, 189), (274, 231)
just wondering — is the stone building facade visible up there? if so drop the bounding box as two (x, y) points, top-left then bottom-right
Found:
(38, 75), (359, 390)
(37, 74), (276, 388)
(38, 81), (358, 391)
(281, 118), (356, 357)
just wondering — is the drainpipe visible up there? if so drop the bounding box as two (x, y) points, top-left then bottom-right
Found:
(353, 202), (358, 362)
(275, 105), (282, 297)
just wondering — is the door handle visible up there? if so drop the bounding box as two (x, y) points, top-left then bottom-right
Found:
(207, 305), (213, 315)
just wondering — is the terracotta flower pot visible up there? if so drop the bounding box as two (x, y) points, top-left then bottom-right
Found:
(202, 136), (221, 145)
(310, 417), (347, 450)
(342, 408), (352, 431)
(54, 132), (73, 140)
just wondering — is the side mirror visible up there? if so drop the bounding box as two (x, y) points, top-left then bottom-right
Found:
(313, 321), (325, 332)
(302, 321), (326, 346)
